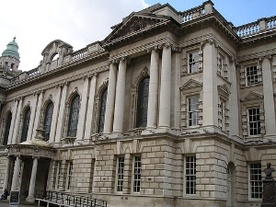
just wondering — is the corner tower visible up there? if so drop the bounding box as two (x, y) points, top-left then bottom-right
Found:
(0, 37), (20, 71)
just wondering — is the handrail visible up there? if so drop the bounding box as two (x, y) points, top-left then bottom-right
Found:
(43, 191), (108, 207)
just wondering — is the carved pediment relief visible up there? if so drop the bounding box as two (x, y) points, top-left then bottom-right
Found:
(218, 84), (231, 98)
(180, 79), (203, 91)
(241, 91), (263, 102)
(103, 14), (170, 46)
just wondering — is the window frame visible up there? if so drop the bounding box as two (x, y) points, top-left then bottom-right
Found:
(247, 107), (261, 136)
(20, 107), (31, 142)
(98, 88), (108, 133)
(67, 94), (80, 137)
(131, 155), (142, 193)
(188, 50), (200, 73)
(115, 156), (125, 193)
(187, 95), (200, 127)
(55, 161), (62, 190)
(65, 161), (73, 191)
(246, 65), (259, 86)
(184, 155), (196, 196)
(248, 162), (262, 200)
(43, 102), (54, 141)
(136, 77), (149, 128)
(3, 111), (12, 145)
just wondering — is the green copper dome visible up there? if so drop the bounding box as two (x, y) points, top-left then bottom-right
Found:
(2, 37), (20, 60)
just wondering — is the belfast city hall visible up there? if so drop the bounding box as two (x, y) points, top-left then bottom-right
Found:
(0, 1), (276, 207)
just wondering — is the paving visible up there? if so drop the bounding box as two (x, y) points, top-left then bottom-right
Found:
(0, 201), (37, 207)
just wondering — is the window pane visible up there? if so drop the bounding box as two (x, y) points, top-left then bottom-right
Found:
(246, 65), (259, 86)
(133, 155), (141, 192)
(21, 108), (31, 142)
(98, 88), (107, 133)
(67, 95), (80, 137)
(249, 163), (262, 199)
(136, 77), (149, 128)
(3, 111), (12, 145)
(117, 156), (125, 192)
(189, 52), (199, 73)
(43, 102), (54, 141)
(188, 96), (199, 126)
(185, 156), (196, 194)
(248, 108), (261, 135)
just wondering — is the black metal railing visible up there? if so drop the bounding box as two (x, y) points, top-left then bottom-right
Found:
(42, 191), (107, 207)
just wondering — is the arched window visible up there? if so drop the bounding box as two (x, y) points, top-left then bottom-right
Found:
(21, 107), (31, 142)
(3, 111), (12, 145)
(67, 95), (80, 137)
(98, 88), (107, 133)
(136, 77), (149, 128)
(43, 102), (54, 141)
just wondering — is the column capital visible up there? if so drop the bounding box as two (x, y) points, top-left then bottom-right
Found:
(201, 38), (216, 49)
(108, 58), (119, 64)
(259, 55), (272, 63)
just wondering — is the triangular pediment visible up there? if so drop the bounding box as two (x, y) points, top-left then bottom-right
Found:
(103, 14), (171, 47)
(180, 79), (203, 91)
(241, 91), (263, 102)
(218, 84), (231, 97)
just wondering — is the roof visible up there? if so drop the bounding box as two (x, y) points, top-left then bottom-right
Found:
(1, 37), (20, 60)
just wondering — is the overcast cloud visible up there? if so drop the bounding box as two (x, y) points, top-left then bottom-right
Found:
(0, 0), (148, 71)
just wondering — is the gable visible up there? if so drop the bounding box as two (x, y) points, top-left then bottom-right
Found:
(103, 14), (171, 48)
(241, 91), (263, 102)
(180, 79), (203, 91)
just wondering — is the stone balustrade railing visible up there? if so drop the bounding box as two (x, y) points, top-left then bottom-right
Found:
(234, 16), (276, 38)
(71, 48), (88, 62)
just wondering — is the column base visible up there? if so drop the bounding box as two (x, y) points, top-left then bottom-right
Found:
(26, 196), (35, 203)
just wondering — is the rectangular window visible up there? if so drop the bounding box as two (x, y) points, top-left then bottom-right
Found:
(116, 156), (125, 192)
(188, 96), (199, 126)
(218, 98), (226, 130)
(246, 65), (259, 86)
(66, 161), (73, 190)
(249, 163), (262, 199)
(55, 162), (62, 189)
(132, 155), (142, 193)
(188, 51), (199, 73)
(248, 108), (261, 135)
(185, 156), (196, 195)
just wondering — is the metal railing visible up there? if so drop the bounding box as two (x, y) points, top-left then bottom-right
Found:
(41, 191), (107, 207)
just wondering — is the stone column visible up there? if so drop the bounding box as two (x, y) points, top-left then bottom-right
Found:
(158, 44), (171, 129)
(84, 74), (97, 140)
(104, 62), (117, 134)
(26, 157), (39, 203)
(55, 83), (68, 142)
(11, 156), (21, 191)
(2, 156), (11, 193)
(50, 85), (62, 143)
(173, 48), (181, 129)
(76, 76), (90, 141)
(202, 39), (218, 128)
(147, 48), (159, 130)
(113, 58), (127, 135)
(261, 56), (276, 139)
(229, 59), (240, 137)
(8, 99), (19, 144)
(12, 97), (23, 144)
(30, 91), (44, 141)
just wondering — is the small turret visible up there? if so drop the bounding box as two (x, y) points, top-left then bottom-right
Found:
(0, 37), (20, 71)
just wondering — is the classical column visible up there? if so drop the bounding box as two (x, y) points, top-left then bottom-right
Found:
(113, 58), (127, 134)
(2, 157), (11, 193)
(11, 156), (21, 191)
(50, 85), (62, 143)
(12, 97), (23, 144)
(202, 39), (218, 127)
(147, 48), (159, 130)
(76, 76), (90, 141)
(8, 99), (19, 144)
(229, 58), (240, 137)
(84, 74), (97, 140)
(28, 91), (43, 140)
(104, 62), (117, 134)
(158, 44), (171, 129)
(26, 157), (39, 203)
(261, 56), (276, 138)
(173, 48), (181, 129)
(55, 83), (68, 142)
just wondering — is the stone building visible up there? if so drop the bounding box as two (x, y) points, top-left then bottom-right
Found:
(0, 1), (276, 207)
